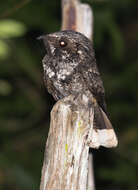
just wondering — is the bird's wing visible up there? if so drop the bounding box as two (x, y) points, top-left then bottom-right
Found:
(81, 61), (118, 148)
(81, 60), (107, 112)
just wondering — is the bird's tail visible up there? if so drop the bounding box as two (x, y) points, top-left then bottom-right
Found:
(91, 104), (118, 148)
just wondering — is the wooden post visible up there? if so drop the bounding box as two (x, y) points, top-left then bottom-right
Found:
(40, 94), (95, 190)
(40, 0), (95, 190)
(61, 0), (93, 39)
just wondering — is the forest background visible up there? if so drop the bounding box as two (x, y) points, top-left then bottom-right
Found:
(0, 0), (138, 190)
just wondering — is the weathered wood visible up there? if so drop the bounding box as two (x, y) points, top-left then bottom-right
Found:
(87, 154), (95, 190)
(61, 0), (93, 39)
(40, 94), (94, 190)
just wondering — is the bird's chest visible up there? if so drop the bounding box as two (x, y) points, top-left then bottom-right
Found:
(45, 66), (85, 97)
(43, 56), (86, 98)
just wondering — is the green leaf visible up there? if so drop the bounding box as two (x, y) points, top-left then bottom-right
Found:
(0, 19), (26, 39)
(0, 39), (10, 59)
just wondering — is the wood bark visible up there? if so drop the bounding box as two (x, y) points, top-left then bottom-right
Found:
(40, 94), (95, 190)
(61, 0), (93, 39)
(40, 0), (95, 190)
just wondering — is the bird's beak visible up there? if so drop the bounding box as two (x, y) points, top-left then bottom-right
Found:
(37, 35), (45, 40)
(37, 35), (52, 55)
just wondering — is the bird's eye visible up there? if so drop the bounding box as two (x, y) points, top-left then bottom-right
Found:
(59, 40), (67, 47)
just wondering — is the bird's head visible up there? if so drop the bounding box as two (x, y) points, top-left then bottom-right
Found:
(39, 30), (93, 61)
(39, 30), (95, 82)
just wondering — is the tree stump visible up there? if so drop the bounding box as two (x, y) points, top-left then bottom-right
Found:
(40, 94), (95, 190)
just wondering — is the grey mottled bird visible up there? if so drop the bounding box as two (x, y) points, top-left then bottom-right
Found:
(40, 30), (118, 148)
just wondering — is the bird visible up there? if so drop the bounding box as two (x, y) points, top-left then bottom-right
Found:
(39, 30), (118, 148)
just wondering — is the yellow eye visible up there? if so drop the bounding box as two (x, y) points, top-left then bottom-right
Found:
(59, 40), (67, 47)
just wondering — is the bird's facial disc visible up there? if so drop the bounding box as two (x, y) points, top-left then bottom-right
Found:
(41, 30), (93, 61)
(43, 33), (78, 58)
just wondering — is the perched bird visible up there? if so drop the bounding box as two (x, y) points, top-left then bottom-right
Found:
(40, 30), (118, 148)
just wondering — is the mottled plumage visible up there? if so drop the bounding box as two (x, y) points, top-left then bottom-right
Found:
(40, 30), (118, 148)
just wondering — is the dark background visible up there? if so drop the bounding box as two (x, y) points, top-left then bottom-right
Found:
(0, 0), (138, 189)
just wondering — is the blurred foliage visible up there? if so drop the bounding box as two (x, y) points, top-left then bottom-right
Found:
(0, 0), (138, 190)
(0, 20), (26, 38)
(0, 19), (26, 59)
